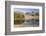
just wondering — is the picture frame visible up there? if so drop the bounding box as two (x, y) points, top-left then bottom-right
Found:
(5, 1), (45, 35)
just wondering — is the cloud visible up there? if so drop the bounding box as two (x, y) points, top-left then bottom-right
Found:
(14, 8), (39, 13)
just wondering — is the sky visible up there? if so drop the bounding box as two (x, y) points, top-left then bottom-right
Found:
(14, 8), (39, 13)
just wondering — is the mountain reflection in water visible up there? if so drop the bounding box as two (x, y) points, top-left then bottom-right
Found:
(23, 19), (39, 25)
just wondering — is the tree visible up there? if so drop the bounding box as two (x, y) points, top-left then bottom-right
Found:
(14, 12), (25, 24)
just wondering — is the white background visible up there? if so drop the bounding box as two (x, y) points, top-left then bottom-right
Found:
(0, 0), (46, 36)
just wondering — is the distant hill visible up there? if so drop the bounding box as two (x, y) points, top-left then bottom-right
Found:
(25, 11), (39, 16)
